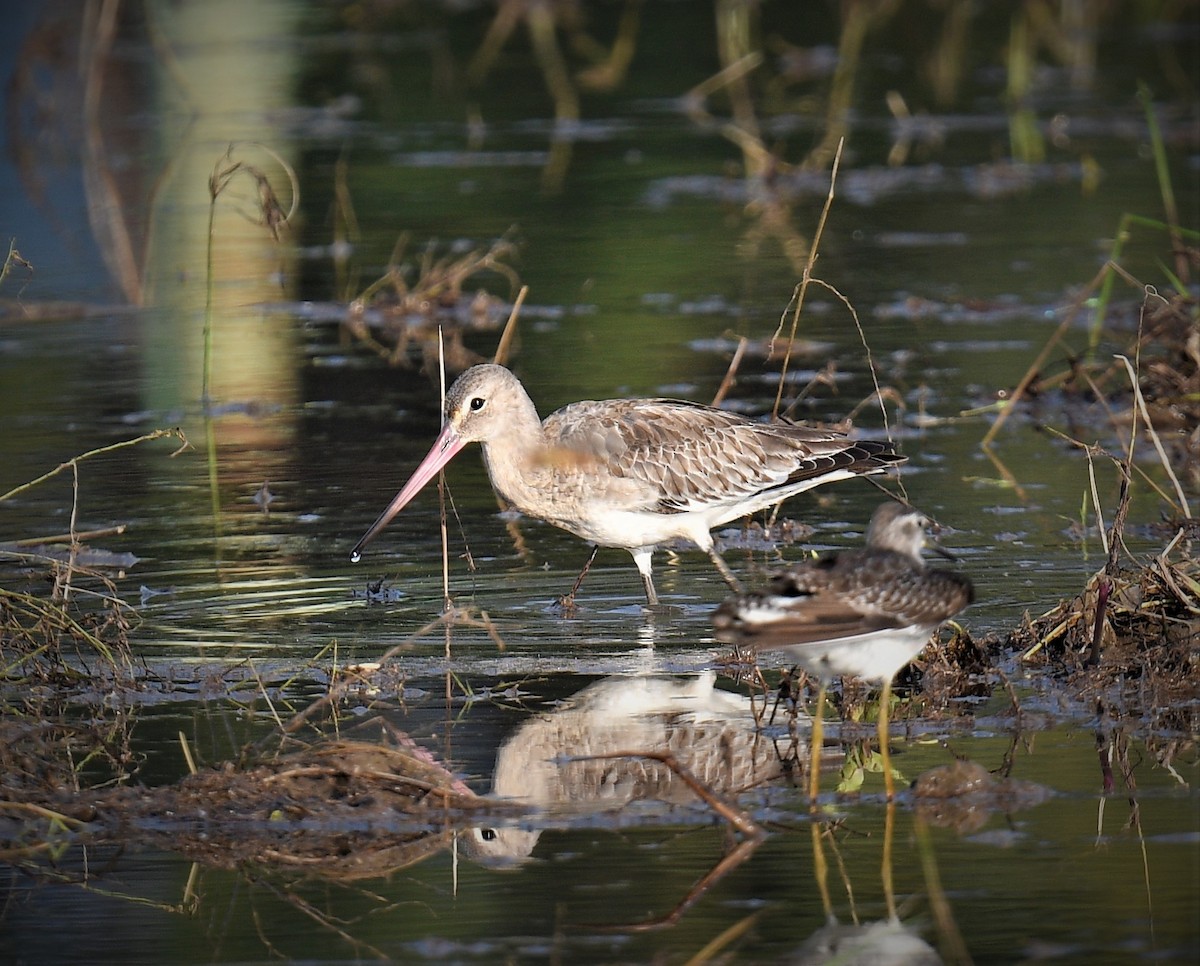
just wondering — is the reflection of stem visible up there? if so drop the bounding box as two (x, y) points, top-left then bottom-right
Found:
(682, 52), (770, 174)
(1095, 712), (1115, 797)
(527, 3), (579, 194)
(881, 799), (896, 921)
(573, 0), (641, 92)
(1114, 730), (1156, 945)
(205, 408), (221, 551)
(715, 0), (762, 171)
(565, 748), (766, 932)
(811, 821), (835, 921)
(332, 152), (361, 304)
(587, 824), (763, 934)
(688, 909), (764, 961)
(603, 834), (763, 933)
(504, 516), (533, 566)
(976, 442), (1020, 503)
(1095, 726), (1157, 942)
(81, 0), (142, 304)
(439, 475), (452, 616)
(1006, 10), (1045, 163)
(1138, 82), (1189, 285)
(826, 824), (859, 925)
(542, 139), (573, 195)
(913, 811), (973, 964)
(467, 2), (521, 83)
(683, 52), (762, 112)
(878, 677), (897, 801)
(804, 0), (900, 171)
(929, 1), (973, 107)
(995, 690), (1025, 776)
(254, 876), (390, 961)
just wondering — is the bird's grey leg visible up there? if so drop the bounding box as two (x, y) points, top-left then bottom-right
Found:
(630, 547), (659, 607)
(708, 546), (744, 593)
(639, 571), (659, 608)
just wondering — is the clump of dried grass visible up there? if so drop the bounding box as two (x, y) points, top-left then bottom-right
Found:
(1009, 545), (1199, 702)
(1, 430), (187, 812)
(1, 429), (186, 687)
(987, 145), (1197, 740)
(342, 233), (520, 373)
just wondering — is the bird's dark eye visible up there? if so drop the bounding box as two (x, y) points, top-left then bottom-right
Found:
(470, 396), (486, 411)
(480, 828), (497, 841)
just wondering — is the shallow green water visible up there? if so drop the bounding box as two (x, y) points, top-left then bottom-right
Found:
(1, 2), (1196, 963)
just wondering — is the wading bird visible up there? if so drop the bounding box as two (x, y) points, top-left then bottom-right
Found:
(352, 364), (905, 607)
(714, 501), (973, 800)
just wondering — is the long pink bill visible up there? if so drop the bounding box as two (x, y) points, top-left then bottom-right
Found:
(349, 424), (466, 562)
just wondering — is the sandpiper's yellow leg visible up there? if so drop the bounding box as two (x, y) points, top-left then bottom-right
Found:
(879, 678), (895, 800)
(808, 681), (827, 807)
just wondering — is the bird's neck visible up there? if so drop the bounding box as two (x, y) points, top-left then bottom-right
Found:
(479, 420), (552, 510)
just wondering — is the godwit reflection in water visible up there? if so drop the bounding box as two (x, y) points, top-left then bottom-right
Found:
(462, 671), (808, 867)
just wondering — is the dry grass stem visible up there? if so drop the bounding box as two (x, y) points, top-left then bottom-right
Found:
(771, 138), (844, 418)
(1115, 353), (1191, 518)
(710, 336), (748, 407)
(492, 284), (529, 366)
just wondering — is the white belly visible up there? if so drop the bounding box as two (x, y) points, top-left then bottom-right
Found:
(762, 625), (935, 683)
(543, 503), (718, 553)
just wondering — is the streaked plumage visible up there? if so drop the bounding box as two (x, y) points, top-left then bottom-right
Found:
(715, 501), (973, 679)
(352, 364), (905, 606)
(714, 501), (973, 800)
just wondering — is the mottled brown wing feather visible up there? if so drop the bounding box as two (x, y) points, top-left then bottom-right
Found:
(769, 551), (973, 624)
(732, 595), (905, 647)
(714, 549), (973, 646)
(544, 398), (900, 514)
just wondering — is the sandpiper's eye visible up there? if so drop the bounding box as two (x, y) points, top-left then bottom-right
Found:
(470, 396), (486, 411)
(480, 828), (497, 841)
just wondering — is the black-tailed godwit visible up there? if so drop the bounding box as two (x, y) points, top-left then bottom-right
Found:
(352, 364), (905, 607)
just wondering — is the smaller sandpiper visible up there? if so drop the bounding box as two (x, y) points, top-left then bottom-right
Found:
(713, 501), (973, 801)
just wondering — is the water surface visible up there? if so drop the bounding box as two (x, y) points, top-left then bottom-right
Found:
(1, 2), (1196, 963)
